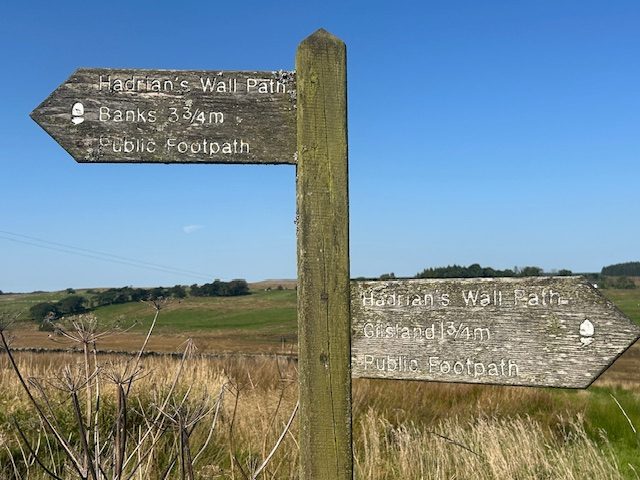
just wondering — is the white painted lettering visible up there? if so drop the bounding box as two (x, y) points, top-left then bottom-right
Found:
(463, 290), (479, 306)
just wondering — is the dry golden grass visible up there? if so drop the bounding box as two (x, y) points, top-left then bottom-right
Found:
(1, 351), (635, 479)
(355, 410), (623, 479)
(594, 342), (640, 390)
(0, 351), (302, 479)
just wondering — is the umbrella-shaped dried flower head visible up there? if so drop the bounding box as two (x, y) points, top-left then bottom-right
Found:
(51, 313), (120, 346)
(49, 363), (98, 393)
(102, 360), (147, 386)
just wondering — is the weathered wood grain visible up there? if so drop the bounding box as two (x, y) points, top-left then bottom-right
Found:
(351, 277), (640, 388)
(30, 69), (296, 164)
(296, 29), (352, 480)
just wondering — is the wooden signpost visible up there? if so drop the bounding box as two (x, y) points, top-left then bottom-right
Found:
(352, 276), (640, 388)
(31, 69), (296, 164)
(31, 29), (352, 480)
(296, 30), (351, 480)
(30, 28), (640, 480)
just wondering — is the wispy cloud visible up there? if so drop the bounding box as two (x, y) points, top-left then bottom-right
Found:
(183, 224), (204, 234)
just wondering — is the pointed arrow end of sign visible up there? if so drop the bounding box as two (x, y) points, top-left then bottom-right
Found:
(29, 79), (66, 137)
(27, 70), (93, 162)
(30, 68), (85, 120)
(28, 96), (73, 160)
(29, 102), (47, 131)
(29, 99), (59, 152)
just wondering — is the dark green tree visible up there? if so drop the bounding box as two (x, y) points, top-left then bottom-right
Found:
(131, 288), (150, 301)
(57, 295), (86, 315)
(149, 287), (166, 300)
(30, 302), (60, 322)
(169, 285), (187, 298)
(519, 266), (543, 277)
(226, 279), (249, 296)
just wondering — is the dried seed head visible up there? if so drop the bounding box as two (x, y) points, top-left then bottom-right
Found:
(102, 360), (146, 386)
(49, 362), (98, 393)
(0, 311), (20, 333)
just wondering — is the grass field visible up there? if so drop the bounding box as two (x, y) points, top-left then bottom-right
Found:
(0, 288), (299, 353)
(0, 351), (638, 478)
(0, 285), (639, 478)
(604, 288), (640, 325)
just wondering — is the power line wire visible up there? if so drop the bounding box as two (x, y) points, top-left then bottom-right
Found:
(0, 230), (213, 281)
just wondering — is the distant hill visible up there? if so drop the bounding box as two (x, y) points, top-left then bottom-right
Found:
(249, 279), (297, 291)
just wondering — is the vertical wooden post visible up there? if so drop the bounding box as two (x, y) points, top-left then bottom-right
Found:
(296, 29), (352, 480)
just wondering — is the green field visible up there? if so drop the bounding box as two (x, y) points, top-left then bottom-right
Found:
(94, 289), (298, 333)
(0, 288), (297, 331)
(0, 290), (72, 317)
(604, 288), (640, 325)
(0, 288), (299, 353)
(2, 285), (638, 333)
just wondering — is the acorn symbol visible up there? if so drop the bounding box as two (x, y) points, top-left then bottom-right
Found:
(580, 319), (594, 346)
(71, 102), (85, 125)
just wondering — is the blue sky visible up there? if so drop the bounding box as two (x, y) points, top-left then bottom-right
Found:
(1, 1), (638, 292)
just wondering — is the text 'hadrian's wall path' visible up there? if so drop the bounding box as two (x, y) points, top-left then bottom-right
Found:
(351, 277), (640, 388)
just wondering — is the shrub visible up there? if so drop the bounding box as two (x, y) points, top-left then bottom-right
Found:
(29, 302), (60, 322)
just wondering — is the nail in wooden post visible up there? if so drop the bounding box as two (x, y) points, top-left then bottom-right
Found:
(296, 29), (352, 480)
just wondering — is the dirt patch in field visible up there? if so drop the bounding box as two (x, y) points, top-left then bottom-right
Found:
(8, 322), (298, 355)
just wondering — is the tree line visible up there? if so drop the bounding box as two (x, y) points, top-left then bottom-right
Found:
(410, 263), (636, 289)
(601, 261), (640, 276)
(189, 279), (249, 297)
(414, 264), (572, 279)
(29, 279), (250, 325)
